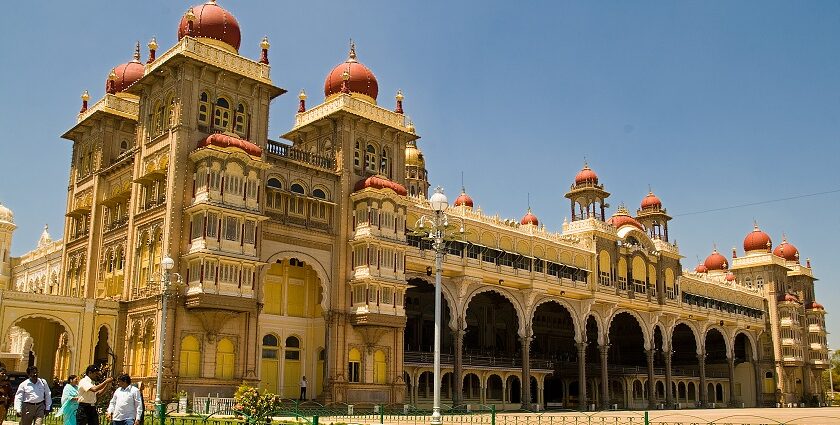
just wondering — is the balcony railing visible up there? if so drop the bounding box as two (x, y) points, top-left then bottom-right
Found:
(266, 140), (334, 170)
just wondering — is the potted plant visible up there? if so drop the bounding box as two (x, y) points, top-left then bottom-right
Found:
(178, 390), (189, 413)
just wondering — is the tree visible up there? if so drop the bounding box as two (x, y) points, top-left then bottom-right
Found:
(822, 351), (840, 405)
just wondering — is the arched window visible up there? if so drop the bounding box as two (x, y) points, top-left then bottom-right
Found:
(348, 348), (361, 383)
(234, 103), (248, 136)
(290, 183), (305, 195)
(285, 336), (300, 360)
(215, 338), (235, 379)
(374, 350), (387, 384)
(380, 148), (390, 176)
(312, 188), (327, 199)
(267, 178), (282, 190)
(119, 140), (129, 155)
(152, 101), (165, 136)
(198, 92), (210, 127)
(179, 335), (201, 377)
(261, 334), (280, 393)
(164, 95), (174, 129)
(365, 144), (377, 173)
(354, 141), (361, 169)
(214, 97), (231, 130)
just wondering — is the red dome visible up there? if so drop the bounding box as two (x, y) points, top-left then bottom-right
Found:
(178, 1), (242, 52)
(106, 46), (144, 94)
(197, 133), (262, 156)
(607, 205), (644, 230)
(640, 192), (662, 210)
(520, 209), (539, 226)
(324, 44), (378, 102)
(574, 163), (598, 185)
(354, 175), (407, 196)
(454, 191), (473, 208)
(773, 238), (800, 262)
(725, 272), (736, 282)
(778, 293), (800, 303)
(743, 224), (772, 253)
(704, 250), (728, 271)
(695, 264), (708, 273)
(807, 301), (825, 310)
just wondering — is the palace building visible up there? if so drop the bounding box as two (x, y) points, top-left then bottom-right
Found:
(0, 0), (829, 410)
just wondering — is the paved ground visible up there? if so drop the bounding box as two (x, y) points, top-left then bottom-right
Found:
(493, 408), (840, 424)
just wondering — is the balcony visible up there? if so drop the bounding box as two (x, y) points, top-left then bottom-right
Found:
(266, 140), (334, 171)
(184, 280), (256, 312)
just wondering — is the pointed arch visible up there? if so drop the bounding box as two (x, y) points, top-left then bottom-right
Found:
(461, 286), (525, 334)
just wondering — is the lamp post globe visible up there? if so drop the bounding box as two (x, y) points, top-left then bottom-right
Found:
(429, 186), (448, 212)
(161, 256), (175, 271)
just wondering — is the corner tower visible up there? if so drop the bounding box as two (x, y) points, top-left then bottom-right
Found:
(0, 203), (15, 290)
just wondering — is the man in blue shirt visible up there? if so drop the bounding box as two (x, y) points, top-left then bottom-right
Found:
(106, 374), (143, 425)
(13, 366), (52, 425)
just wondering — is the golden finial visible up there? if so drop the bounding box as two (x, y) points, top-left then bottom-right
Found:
(260, 36), (271, 50)
(348, 39), (357, 62)
(133, 41), (141, 61)
(298, 89), (307, 101)
(81, 90), (90, 102)
(406, 118), (416, 133)
(148, 37), (158, 51)
(341, 70), (350, 81)
(185, 7), (196, 22)
(396, 89), (404, 102)
(108, 68), (117, 81)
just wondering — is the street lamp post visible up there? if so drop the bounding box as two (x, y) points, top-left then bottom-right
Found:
(156, 256), (177, 425)
(829, 349), (835, 406)
(417, 187), (455, 425)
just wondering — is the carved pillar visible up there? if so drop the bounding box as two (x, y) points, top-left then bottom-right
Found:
(664, 350), (674, 407)
(698, 351), (707, 407)
(453, 326), (465, 407)
(577, 342), (587, 411)
(521, 333), (532, 409)
(646, 349), (655, 409)
(600, 344), (609, 410)
(728, 355), (736, 407)
(754, 362), (763, 407)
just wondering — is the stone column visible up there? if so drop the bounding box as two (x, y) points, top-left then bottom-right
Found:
(600, 344), (609, 410)
(521, 333), (532, 409)
(754, 363), (763, 407)
(728, 355), (736, 407)
(453, 326), (465, 407)
(698, 351), (707, 407)
(577, 342), (587, 411)
(646, 349), (656, 409)
(664, 350), (674, 407)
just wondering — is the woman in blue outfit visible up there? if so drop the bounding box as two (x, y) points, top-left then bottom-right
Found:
(56, 375), (80, 425)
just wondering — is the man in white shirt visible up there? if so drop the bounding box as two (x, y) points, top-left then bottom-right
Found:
(106, 374), (143, 425)
(77, 364), (114, 425)
(13, 366), (51, 425)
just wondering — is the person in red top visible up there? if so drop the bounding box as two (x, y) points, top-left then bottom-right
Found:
(0, 366), (13, 422)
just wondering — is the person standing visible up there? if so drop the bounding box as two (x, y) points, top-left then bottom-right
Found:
(106, 375), (143, 425)
(56, 375), (81, 425)
(0, 367), (13, 422)
(77, 365), (114, 425)
(13, 366), (51, 425)
(299, 376), (307, 401)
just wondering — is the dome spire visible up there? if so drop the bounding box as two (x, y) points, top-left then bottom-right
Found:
(348, 39), (357, 62)
(132, 41), (141, 62)
(298, 89), (307, 113)
(147, 37), (158, 63)
(260, 36), (270, 64)
(395, 89), (404, 114)
(80, 90), (90, 113)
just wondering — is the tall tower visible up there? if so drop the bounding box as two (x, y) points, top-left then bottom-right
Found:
(564, 162), (610, 221)
(636, 191), (671, 241)
(0, 203), (15, 290)
(404, 138), (429, 198)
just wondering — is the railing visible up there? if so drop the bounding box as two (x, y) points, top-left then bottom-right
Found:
(193, 396), (237, 415)
(266, 140), (335, 170)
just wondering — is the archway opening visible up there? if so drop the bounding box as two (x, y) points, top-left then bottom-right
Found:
(404, 278), (453, 354)
(672, 323), (699, 398)
(705, 329), (728, 403)
(733, 333), (757, 406)
(93, 326), (110, 368)
(609, 312), (645, 408)
(6, 317), (70, 383)
(533, 301), (575, 408)
(487, 374), (504, 402)
(464, 291), (519, 357)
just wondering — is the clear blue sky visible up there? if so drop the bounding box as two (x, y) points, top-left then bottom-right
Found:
(1, 1), (838, 347)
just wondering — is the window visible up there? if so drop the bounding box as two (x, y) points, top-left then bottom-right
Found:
(152, 101), (164, 136)
(290, 183), (305, 195)
(206, 212), (219, 238)
(244, 220), (256, 244)
(380, 148), (390, 176)
(262, 334), (279, 359)
(213, 97), (231, 130)
(210, 170), (221, 192)
(374, 350), (387, 384)
(198, 92), (210, 127)
(234, 103), (247, 136)
(119, 140), (129, 155)
(191, 213), (203, 239)
(224, 216), (240, 241)
(312, 188), (326, 199)
(215, 338), (235, 379)
(179, 335), (201, 377)
(267, 178), (282, 190)
(365, 144), (377, 173)
(285, 336), (300, 360)
(348, 348), (361, 383)
(354, 141), (361, 169)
